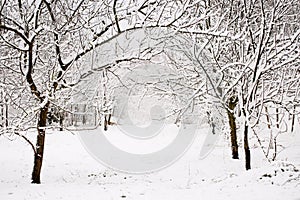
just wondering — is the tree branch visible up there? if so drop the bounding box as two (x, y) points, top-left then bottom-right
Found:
(0, 24), (30, 44)
(14, 131), (37, 156)
(113, 0), (121, 33)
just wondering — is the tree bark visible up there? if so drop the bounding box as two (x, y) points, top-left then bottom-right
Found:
(59, 112), (64, 131)
(291, 105), (296, 133)
(244, 123), (251, 170)
(82, 104), (86, 125)
(107, 114), (112, 125)
(104, 114), (108, 131)
(227, 96), (239, 159)
(265, 107), (271, 129)
(5, 101), (8, 127)
(31, 102), (49, 184)
(276, 107), (279, 129)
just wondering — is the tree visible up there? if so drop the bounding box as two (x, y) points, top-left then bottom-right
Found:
(159, 0), (300, 170)
(1, 0), (216, 183)
(212, 0), (300, 169)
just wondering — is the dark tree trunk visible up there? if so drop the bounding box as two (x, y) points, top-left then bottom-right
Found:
(71, 104), (74, 126)
(104, 115), (108, 131)
(5, 101), (8, 127)
(265, 107), (271, 129)
(31, 102), (49, 184)
(227, 96), (239, 159)
(59, 112), (64, 131)
(107, 114), (112, 125)
(244, 123), (251, 170)
(82, 104), (86, 125)
(104, 114), (113, 131)
(291, 105), (296, 133)
(276, 107), (279, 129)
(0, 92), (8, 127)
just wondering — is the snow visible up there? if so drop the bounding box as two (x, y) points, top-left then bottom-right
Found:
(0, 125), (300, 200)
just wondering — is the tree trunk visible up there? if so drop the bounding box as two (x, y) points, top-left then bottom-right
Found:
(227, 96), (239, 159)
(291, 105), (296, 133)
(82, 104), (86, 125)
(59, 112), (64, 131)
(244, 123), (251, 170)
(0, 91), (4, 127)
(31, 102), (49, 184)
(0, 101), (3, 127)
(104, 115), (108, 131)
(107, 114), (112, 125)
(5, 100), (8, 127)
(265, 107), (271, 129)
(276, 107), (279, 129)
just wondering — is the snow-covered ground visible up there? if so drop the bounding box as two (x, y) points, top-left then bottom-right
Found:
(0, 125), (300, 200)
